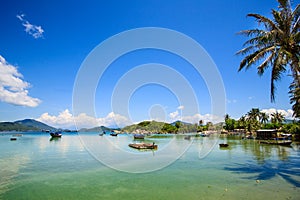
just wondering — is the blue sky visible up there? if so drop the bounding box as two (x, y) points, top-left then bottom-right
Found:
(0, 0), (296, 128)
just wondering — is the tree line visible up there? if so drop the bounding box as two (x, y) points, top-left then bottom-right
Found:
(224, 108), (300, 135)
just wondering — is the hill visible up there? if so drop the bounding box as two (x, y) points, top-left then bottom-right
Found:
(170, 120), (193, 126)
(122, 120), (198, 133)
(0, 119), (54, 132)
(14, 119), (54, 130)
(79, 126), (116, 132)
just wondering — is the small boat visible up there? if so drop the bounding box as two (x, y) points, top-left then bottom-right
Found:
(134, 134), (145, 139)
(219, 143), (229, 147)
(259, 140), (292, 146)
(50, 131), (62, 138)
(10, 137), (17, 141)
(12, 134), (22, 137)
(99, 133), (104, 136)
(129, 143), (157, 150)
(184, 135), (191, 140)
(110, 132), (118, 136)
(200, 133), (208, 137)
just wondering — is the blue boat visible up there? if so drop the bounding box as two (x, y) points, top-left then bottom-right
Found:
(50, 131), (62, 137)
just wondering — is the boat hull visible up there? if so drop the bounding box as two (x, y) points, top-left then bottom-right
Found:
(219, 144), (229, 147)
(129, 143), (157, 150)
(259, 141), (292, 146)
(50, 133), (62, 137)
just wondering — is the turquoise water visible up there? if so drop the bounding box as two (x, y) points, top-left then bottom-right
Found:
(0, 132), (299, 200)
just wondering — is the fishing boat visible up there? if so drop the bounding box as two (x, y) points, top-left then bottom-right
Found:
(12, 134), (22, 137)
(50, 131), (62, 138)
(129, 142), (157, 150)
(219, 143), (229, 147)
(10, 137), (17, 141)
(134, 134), (145, 139)
(99, 132), (104, 136)
(184, 135), (191, 140)
(110, 131), (118, 136)
(259, 140), (292, 146)
(200, 133), (208, 137)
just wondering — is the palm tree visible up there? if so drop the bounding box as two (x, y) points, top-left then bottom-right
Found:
(246, 108), (261, 132)
(237, 115), (247, 130)
(271, 111), (285, 124)
(237, 0), (300, 117)
(247, 108), (261, 121)
(260, 112), (269, 124)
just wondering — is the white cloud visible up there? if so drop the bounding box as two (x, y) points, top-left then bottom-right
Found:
(182, 113), (223, 124)
(177, 105), (184, 110)
(169, 110), (179, 121)
(261, 108), (294, 119)
(16, 13), (44, 39)
(37, 109), (132, 129)
(0, 55), (41, 107)
(227, 99), (237, 104)
(168, 107), (223, 124)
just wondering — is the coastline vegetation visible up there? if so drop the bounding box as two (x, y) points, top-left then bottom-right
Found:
(224, 108), (300, 140)
(121, 120), (222, 134)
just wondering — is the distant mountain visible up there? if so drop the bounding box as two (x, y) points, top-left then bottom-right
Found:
(0, 119), (54, 132)
(284, 119), (296, 124)
(14, 119), (55, 130)
(170, 120), (193, 126)
(79, 126), (113, 132)
(0, 122), (38, 131)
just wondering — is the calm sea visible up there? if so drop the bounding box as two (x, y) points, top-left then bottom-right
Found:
(0, 132), (299, 200)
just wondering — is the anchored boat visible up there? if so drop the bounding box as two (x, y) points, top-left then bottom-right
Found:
(50, 131), (62, 138)
(129, 142), (157, 150)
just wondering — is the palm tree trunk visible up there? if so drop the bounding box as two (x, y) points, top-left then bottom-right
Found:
(290, 56), (300, 118)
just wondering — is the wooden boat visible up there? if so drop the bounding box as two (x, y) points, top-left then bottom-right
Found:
(134, 134), (145, 139)
(219, 143), (229, 147)
(184, 135), (191, 140)
(12, 134), (22, 137)
(259, 140), (292, 146)
(129, 143), (158, 150)
(50, 131), (62, 137)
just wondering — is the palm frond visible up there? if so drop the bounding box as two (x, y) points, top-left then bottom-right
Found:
(238, 46), (275, 71)
(248, 13), (279, 31)
(257, 52), (276, 75)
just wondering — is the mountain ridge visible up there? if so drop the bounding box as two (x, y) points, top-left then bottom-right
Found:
(0, 119), (54, 132)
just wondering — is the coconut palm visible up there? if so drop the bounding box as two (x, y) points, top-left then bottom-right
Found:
(246, 108), (261, 132)
(271, 111), (285, 124)
(247, 108), (261, 121)
(237, 0), (300, 117)
(260, 112), (269, 124)
(237, 115), (247, 129)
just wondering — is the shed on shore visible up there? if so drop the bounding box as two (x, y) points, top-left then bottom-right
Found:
(256, 129), (277, 140)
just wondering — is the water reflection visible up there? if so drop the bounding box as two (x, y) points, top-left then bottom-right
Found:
(49, 137), (61, 142)
(240, 140), (291, 163)
(224, 158), (300, 187)
(224, 139), (300, 187)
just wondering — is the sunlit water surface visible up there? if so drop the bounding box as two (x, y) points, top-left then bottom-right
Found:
(0, 132), (299, 200)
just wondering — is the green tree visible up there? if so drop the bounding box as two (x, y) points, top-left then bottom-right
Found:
(260, 112), (269, 124)
(224, 114), (235, 131)
(237, 0), (300, 117)
(175, 121), (182, 129)
(245, 108), (261, 132)
(237, 115), (247, 129)
(271, 111), (285, 124)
